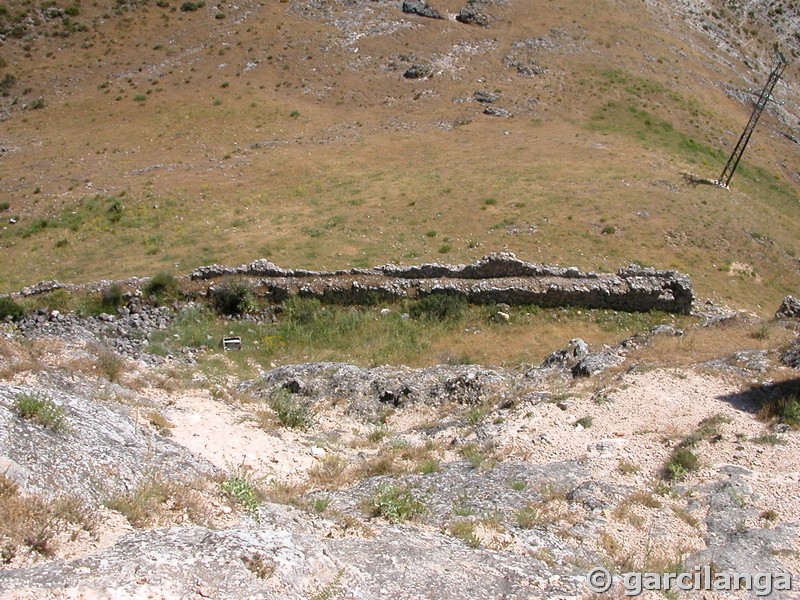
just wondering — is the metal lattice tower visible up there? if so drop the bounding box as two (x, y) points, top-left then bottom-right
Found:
(717, 52), (788, 188)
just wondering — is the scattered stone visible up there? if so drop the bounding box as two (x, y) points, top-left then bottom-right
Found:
(474, 90), (499, 103)
(403, 64), (433, 79)
(776, 295), (800, 319)
(483, 106), (512, 117)
(651, 324), (683, 336)
(494, 311), (510, 322)
(20, 280), (64, 297)
(780, 341), (800, 369)
(543, 338), (589, 368)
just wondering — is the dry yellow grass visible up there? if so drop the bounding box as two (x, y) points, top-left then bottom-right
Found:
(0, 0), (798, 319)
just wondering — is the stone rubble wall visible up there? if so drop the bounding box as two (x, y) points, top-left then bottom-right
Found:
(191, 252), (694, 314)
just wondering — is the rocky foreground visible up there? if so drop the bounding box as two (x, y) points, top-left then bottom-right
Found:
(0, 292), (798, 599)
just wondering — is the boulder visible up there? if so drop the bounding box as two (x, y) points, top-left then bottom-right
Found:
(456, 6), (489, 26)
(402, 0), (443, 19)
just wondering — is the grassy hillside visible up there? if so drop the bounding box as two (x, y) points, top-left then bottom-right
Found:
(1, 0), (800, 314)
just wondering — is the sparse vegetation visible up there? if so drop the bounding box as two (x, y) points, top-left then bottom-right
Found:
(573, 415), (593, 428)
(106, 473), (210, 528)
(448, 520), (481, 548)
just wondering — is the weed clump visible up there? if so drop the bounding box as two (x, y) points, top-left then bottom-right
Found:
(221, 464), (262, 519)
(369, 483), (424, 523)
(12, 393), (67, 432)
(268, 388), (312, 430)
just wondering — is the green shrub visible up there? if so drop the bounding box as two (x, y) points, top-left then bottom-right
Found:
(0, 201), (9, 211)
(144, 271), (178, 300)
(370, 483), (424, 523)
(180, 0), (203, 10)
(210, 281), (255, 316)
(0, 296), (25, 320)
(664, 448), (699, 480)
(12, 393), (67, 432)
(410, 294), (466, 321)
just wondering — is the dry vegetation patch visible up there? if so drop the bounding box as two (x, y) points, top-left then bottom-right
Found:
(0, 474), (94, 564)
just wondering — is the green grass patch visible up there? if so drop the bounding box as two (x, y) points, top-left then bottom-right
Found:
(587, 102), (723, 165)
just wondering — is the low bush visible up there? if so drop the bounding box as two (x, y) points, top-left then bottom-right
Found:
(101, 283), (124, 309)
